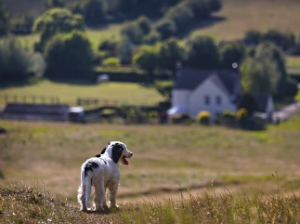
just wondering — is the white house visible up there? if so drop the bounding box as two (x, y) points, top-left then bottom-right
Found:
(169, 69), (243, 119)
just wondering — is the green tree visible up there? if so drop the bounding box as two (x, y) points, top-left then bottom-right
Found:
(155, 19), (177, 40)
(239, 54), (280, 95)
(136, 16), (152, 35)
(44, 0), (66, 9)
(157, 38), (185, 77)
(133, 44), (160, 77)
(0, 36), (45, 82)
(207, 0), (222, 12)
(121, 23), (143, 45)
(186, 35), (219, 69)
(118, 37), (132, 65)
(82, 0), (105, 25)
(166, 5), (194, 30)
(33, 8), (85, 52)
(154, 81), (174, 100)
(219, 42), (245, 69)
(0, 0), (10, 36)
(44, 31), (94, 78)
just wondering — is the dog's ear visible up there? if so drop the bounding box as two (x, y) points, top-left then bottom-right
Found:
(101, 147), (107, 154)
(94, 154), (101, 157)
(112, 143), (124, 163)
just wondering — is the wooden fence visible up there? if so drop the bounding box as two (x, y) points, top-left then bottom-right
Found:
(1, 95), (60, 105)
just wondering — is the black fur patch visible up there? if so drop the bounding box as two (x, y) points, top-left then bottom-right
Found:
(84, 161), (99, 176)
(101, 147), (107, 154)
(112, 143), (124, 163)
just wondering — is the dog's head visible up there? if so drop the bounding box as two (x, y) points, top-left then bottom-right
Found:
(98, 141), (133, 165)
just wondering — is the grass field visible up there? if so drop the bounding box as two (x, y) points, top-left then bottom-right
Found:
(0, 79), (164, 109)
(1, 114), (300, 223)
(193, 0), (300, 40)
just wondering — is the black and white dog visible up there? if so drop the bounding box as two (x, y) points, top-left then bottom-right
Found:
(77, 141), (133, 211)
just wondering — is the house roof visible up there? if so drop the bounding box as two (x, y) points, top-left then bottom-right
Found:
(174, 69), (241, 95)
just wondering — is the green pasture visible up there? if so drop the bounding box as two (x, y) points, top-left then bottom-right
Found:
(0, 79), (164, 108)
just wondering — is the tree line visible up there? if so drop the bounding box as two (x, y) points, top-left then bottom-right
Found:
(0, 0), (298, 101)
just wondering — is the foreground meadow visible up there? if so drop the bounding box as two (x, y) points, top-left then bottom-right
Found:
(1, 114), (300, 223)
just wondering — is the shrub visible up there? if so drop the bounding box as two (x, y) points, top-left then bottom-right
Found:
(186, 35), (219, 69)
(0, 36), (45, 82)
(121, 23), (143, 45)
(33, 8), (85, 52)
(219, 42), (246, 69)
(197, 111), (211, 125)
(236, 108), (248, 123)
(166, 5), (194, 31)
(44, 31), (94, 78)
(102, 57), (120, 67)
(136, 16), (152, 35)
(171, 114), (193, 124)
(143, 30), (161, 45)
(155, 19), (177, 40)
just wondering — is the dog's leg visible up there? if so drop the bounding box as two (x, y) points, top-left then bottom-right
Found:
(85, 180), (92, 210)
(77, 184), (87, 211)
(93, 171), (108, 211)
(107, 181), (119, 209)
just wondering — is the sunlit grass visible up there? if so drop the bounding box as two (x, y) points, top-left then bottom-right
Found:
(1, 182), (300, 224)
(0, 79), (164, 108)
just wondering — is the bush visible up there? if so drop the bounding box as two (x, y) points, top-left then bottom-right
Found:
(197, 111), (211, 125)
(155, 19), (177, 40)
(186, 35), (219, 69)
(102, 57), (120, 67)
(44, 31), (94, 78)
(183, 0), (211, 19)
(219, 42), (245, 69)
(0, 36), (45, 82)
(136, 16), (152, 35)
(236, 108), (248, 123)
(121, 23), (143, 45)
(166, 5), (194, 31)
(143, 30), (161, 45)
(171, 114), (193, 124)
(33, 8), (85, 52)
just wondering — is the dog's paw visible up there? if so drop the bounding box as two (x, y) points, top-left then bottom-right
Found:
(110, 204), (120, 210)
(79, 207), (88, 212)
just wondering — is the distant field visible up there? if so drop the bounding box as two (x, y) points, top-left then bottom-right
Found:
(193, 0), (300, 40)
(0, 80), (164, 109)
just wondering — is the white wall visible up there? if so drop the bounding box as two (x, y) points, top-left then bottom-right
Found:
(266, 96), (275, 114)
(188, 79), (236, 119)
(172, 90), (190, 107)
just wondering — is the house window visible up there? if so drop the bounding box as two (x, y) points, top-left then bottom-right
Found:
(204, 95), (210, 105)
(216, 96), (222, 105)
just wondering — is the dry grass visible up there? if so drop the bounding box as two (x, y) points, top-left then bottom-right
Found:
(1, 114), (300, 204)
(1, 115), (300, 223)
(193, 0), (300, 40)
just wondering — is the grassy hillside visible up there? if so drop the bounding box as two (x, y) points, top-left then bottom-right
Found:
(1, 114), (300, 201)
(1, 115), (300, 223)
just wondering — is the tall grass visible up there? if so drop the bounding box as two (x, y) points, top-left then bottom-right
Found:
(1, 182), (300, 223)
